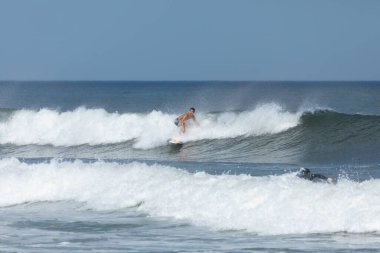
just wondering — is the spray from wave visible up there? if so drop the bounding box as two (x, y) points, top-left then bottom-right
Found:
(0, 158), (380, 235)
(0, 103), (301, 149)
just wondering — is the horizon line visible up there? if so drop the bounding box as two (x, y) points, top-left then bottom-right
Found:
(1, 80), (379, 83)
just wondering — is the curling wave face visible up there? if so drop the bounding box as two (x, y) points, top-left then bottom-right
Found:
(0, 103), (301, 149)
(1, 158), (380, 235)
(1, 103), (380, 163)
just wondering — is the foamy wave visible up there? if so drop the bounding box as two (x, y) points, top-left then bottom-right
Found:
(1, 158), (380, 235)
(0, 104), (300, 149)
(178, 103), (301, 142)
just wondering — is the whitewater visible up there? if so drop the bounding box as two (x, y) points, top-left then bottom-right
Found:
(0, 103), (301, 149)
(1, 158), (380, 235)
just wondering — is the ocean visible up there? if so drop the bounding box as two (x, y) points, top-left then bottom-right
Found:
(0, 81), (380, 252)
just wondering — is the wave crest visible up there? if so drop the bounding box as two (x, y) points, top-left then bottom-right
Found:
(0, 104), (301, 149)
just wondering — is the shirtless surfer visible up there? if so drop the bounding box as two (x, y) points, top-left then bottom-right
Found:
(174, 107), (199, 134)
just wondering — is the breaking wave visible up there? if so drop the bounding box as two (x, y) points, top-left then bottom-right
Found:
(0, 103), (301, 149)
(1, 158), (380, 235)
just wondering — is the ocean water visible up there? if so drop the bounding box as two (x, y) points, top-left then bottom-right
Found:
(0, 81), (380, 252)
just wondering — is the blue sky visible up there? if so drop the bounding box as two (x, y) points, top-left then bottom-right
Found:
(0, 0), (379, 80)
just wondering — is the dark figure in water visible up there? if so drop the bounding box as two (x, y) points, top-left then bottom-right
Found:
(297, 168), (333, 183)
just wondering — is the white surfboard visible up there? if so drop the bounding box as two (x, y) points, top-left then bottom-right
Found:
(168, 138), (183, 145)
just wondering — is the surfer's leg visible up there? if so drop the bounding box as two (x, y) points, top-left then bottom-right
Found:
(180, 122), (186, 134)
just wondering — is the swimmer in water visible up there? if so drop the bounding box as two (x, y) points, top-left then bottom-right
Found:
(297, 168), (333, 183)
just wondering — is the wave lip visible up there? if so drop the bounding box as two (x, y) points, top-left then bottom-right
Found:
(1, 158), (380, 235)
(179, 103), (301, 143)
(0, 108), (176, 149)
(0, 104), (301, 149)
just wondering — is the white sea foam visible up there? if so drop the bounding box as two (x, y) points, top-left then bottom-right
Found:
(1, 158), (380, 235)
(0, 104), (301, 148)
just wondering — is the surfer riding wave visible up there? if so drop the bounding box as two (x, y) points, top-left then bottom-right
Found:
(174, 107), (199, 134)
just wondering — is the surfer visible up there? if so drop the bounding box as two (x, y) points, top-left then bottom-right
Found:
(174, 107), (199, 134)
(297, 168), (333, 183)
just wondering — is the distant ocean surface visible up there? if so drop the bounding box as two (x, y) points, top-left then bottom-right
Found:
(0, 81), (380, 252)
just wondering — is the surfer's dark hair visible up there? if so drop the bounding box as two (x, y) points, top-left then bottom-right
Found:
(300, 168), (311, 175)
(190, 107), (195, 113)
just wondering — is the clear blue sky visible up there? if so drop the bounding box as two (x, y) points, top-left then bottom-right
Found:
(0, 0), (379, 81)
